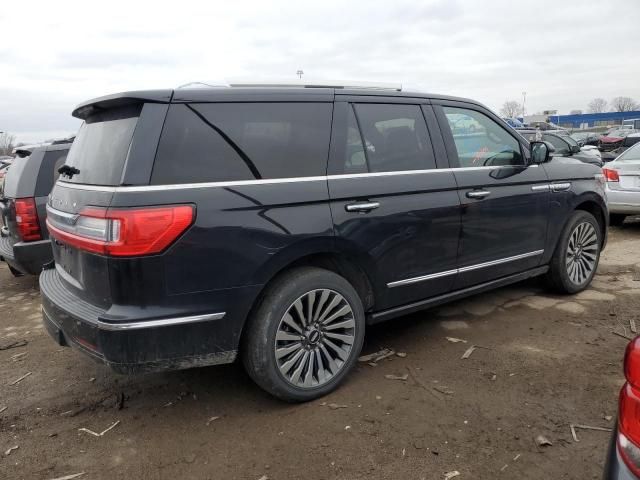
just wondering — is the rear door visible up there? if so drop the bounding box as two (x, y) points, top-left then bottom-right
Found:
(328, 97), (460, 310)
(434, 102), (550, 289)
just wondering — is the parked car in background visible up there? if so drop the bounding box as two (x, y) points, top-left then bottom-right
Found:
(601, 130), (640, 161)
(602, 142), (640, 226)
(528, 121), (567, 132)
(503, 117), (527, 129)
(519, 131), (602, 166)
(0, 141), (71, 276)
(40, 85), (607, 402)
(571, 131), (601, 147)
(603, 337), (640, 479)
(0, 158), (13, 181)
(623, 118), (640, 130)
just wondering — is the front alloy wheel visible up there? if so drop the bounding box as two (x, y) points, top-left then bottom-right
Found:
(275, 289), (356, 389)
(565, 222), (599, 285)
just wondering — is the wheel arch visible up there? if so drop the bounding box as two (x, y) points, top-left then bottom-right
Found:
(573, 195), (608, 247)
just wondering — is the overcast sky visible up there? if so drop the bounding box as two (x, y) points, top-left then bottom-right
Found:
(2, 0), (639, 143)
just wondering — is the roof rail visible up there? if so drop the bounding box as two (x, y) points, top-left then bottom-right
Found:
(227, 79), (402, 91)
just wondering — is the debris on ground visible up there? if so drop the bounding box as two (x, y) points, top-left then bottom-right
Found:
(396, 352), (407, 358)
(570, 423), (613, 442)
(444, 471), (460, 479)
(328, 403), (348, 410)
(358, 348), (395, 363)
(9, 371), (32, 385)
(78, 420), (120, 437)
(433, 385), (454, 395)
(406, 366), (443, 400)
(612, 329), (634, 341)
(0, 406), (7, 413)
(461, 346), (476, 359)
(384, 374), (409, 381)
(0, 339), (28, 351)
(4, 445), (18, 456)
(631, 319), (638, 334)
(10, 351), (27, 361)
(47, 473), (85, 480)
(206, 416), (220, 425)
(604, 415), (613, 421)
(257, 476), (269, 480)
(446, 337), (467, 343)
(535, 435), (553, 447)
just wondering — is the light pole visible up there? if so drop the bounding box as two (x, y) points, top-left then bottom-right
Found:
(522, 92), (527, 120)
(296, 70), (304, 79)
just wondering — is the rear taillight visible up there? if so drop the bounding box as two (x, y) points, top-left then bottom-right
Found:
(618, 338), (640, 476)
(46, 205), (194, 257)
(15, 197), (42, 241)
(603, 168), (620, 182)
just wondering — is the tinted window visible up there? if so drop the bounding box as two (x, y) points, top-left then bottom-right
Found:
(442, 107), (524, 167)
(63, 105), (140, 185)
(353, 104), (435, 172)
(151, 102), (332, 184)
(543, 134), (570, 155)
(35, 149), (68, 197)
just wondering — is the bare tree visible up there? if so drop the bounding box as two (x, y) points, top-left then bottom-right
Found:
(611, 96), (639, 112)
(0, 132), (16, 156)
(570, 109), (583, 115)
(500, 100), (522, 118)
(587, 98), (608, 113)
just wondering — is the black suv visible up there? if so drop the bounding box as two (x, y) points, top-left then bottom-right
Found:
(41, 86), (608, 401)
(1, 142), (71, 275)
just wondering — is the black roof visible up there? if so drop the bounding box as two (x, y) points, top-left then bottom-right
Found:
(72, 87), (485, 119)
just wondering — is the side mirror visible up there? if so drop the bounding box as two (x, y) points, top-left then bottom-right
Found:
(530, 141), (554, 164)
(570, 145), (581, 154)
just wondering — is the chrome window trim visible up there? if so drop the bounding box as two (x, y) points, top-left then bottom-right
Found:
(55, 165), (538, 193)
(387, 250), (544, 288)
(387, 269), (458, 288)
(96, 312), (226, 331)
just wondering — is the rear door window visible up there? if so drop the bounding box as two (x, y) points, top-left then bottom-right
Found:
(352, 103), (436, 173)
(62, 105), (141, 185)
(151, 102), (333, 184)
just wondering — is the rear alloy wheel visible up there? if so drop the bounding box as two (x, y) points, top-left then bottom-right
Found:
(242, 267), (365, 402)
(275, 289), (355, 389)
(546, 210), (601, 294)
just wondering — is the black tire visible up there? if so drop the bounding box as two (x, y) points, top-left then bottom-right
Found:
(242, 267), (365, 402)
(545, 210), (602, 294)
(610, 213), (626, 227)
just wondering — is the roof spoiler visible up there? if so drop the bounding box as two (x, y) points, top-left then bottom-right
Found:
(72, 90), (174, 120)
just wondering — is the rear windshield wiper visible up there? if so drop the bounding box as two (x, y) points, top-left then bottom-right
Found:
(58, 165), (80, 178)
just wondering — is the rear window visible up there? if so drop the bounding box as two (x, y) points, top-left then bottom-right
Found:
(151, 102), (332, 184)
(62, 105), (140, 185)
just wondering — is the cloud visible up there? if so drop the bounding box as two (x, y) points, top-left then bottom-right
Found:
(1, 0), (639, 142)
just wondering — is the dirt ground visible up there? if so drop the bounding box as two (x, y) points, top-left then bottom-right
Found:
(1, 221), (640, 480)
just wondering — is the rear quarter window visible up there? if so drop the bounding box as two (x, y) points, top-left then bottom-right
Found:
(151, 102), (333, 184)
(34, 149), (69, 197)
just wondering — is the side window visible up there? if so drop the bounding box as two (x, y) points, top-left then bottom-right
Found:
(343, 106), (367, 174)
(442, 107), (524, 167)
(151, 102), (332, 184)
(543, 135), (569, 155)
(34, 150), (68, 197)
(353, 103), (436, 173)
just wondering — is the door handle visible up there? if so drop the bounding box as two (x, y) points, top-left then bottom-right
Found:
(466, 190), (491, 199)
(345, 201), (380, 213)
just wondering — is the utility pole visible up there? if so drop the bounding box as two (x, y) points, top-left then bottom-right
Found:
(296, 70), (304, 79)
(522, 92), (527, 120)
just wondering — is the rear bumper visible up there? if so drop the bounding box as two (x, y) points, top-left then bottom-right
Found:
(604, 430), (637, 480)
(39, 267), (252, 373)
(0, 236), (52, 275)
(606, 188), (640, 214)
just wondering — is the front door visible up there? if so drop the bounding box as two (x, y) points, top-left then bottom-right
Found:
(328, 100), (460, 310)
(434, 103), (550, 289)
